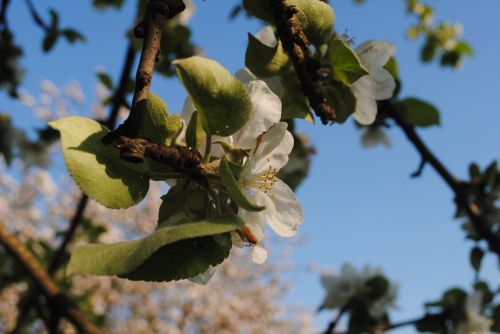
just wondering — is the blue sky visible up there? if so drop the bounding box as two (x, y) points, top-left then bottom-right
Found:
(2, 1), (500, 333)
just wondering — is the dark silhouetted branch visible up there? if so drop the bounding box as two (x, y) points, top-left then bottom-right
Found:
(270, 0), (336, 124)
(0, 221), (102, 334)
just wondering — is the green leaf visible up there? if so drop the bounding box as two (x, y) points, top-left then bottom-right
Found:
(384, 57), (399, 79)
(185, 110), (206, 150)
(245, 33), (289, 78)
(329, 39), (368, 86)
(400, 97), (440, 127)
(281, 83), (314, 122)
(219, 158), (264, 212)
(470, 246), (485, 273)
(158, 182), (209, 227)
(97, 72), (114, 90)
(42, 31), (59, 53)
(0, 114), (13, 165)
(469, 163), (481, 180)
(288, 0), (335, 46)
(363, 275), (389, 301)
(93, 0), (125, 9)
(136, 93), (183, 146)
(242, 0), (274, 24)
(67, 215), (243, 282)
(173, 56), (252, 136)
(492, 304), (500, 332)
(49, 116), (149, 209)
(243, 0), (335, 46)
(42, 9), (60, 52)
(323, 80), (356, 123)
(61, 29), (85, 43)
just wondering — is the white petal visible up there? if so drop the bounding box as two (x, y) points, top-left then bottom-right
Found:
(260, 179), (303, 237)
(252, 243), (268, 264)
(235, 68), (257, 84)
(188, 265), (217, 285)
(352, 85), (378, 125)
(238, 208), (266, 241)
(181, 96), (195, 123)
(370, 68), (396, 100)
(352, 75), (376, 99)
(256, 26), (278, 48)
(233, 80), (282, 149)
(250, 123), (294, 174)
(355, 40), (396, 71)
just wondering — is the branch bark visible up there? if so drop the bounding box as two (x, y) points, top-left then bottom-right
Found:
(383, 100), (500, 256)
(103, 0), (186, 143)
(0, 222), (102, 334)
(10, 43), (137, 334)
(270, 0), (336, 124)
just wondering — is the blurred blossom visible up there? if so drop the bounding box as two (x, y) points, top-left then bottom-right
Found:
(64, 81), (85, 104)
(319, 263), (398, 317)
(18, 90), (36, 108)
(39, 79), (60, 96)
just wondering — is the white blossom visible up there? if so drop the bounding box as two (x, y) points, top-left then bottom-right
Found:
(455, 291), (493, 334)
(352, 40), (396, 125)
(319, 264), (398, 316)
(236, 122), (303, 264)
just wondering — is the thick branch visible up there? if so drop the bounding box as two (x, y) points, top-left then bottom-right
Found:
(383, 101), (500, 256)
(103, 0), (186, 142)
(0, 222), (102, 334)
(113, 136), (205, 180)
(270, 0), (336, 124)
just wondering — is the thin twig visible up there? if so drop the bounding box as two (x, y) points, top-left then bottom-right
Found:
(0, 0), (11, 28)
(103, 0), (186, 143)
(0, 222), (102, 334)
(23, 0), (49, 32)
(411, 157), (427, 178)
(322, 305), (348, 334)
(270, 0), (336, 124)
(383, 100), (500, 256)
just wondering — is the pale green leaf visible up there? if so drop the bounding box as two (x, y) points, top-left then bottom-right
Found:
(323, 80), (356, 123)
(173, 56), (252, 136)
(245, 33), (289, 78)
(281, 83), (314, 122)
(289, 0), (335, 46)
(49, 116), (149, 209)
(67, 215), (243, 282)
(243, 0), (335, 46)
(136, 93), (182, 145)
(185, 110), (206, 150)
(329, 39), (368, 86)
(220, 158), (264, 212)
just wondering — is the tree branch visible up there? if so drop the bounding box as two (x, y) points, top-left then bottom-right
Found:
(0, 221), (102, 334)
(270, 0), (336, 124)
(0, 0), (11, 28)
(103, 0), (186, 143)
(383, 100), (500, 256)
(23, 0), (49, 32)
(10, 42), (137, 334)
(322, 305), (348, 334)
